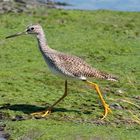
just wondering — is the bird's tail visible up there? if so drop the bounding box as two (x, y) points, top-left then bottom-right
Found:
(91, 69), (118, 82)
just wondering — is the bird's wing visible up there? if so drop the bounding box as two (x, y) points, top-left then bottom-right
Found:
(53, 52), (118, 81)
(53, 53), (95, 78)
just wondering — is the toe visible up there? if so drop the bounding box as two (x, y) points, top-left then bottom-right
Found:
(101, 104), (112, 120)
(41, 110), (51, 117)
(31, 111), (45, 117)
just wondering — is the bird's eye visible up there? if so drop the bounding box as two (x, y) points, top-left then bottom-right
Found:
(31, 27), (34, 30)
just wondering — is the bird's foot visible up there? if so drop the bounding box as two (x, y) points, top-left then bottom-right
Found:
(31, 110), (51, 118)
(101, 103), (112, 120)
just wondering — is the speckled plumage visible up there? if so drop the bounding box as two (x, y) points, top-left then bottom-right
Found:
(42, 50), (117, 81)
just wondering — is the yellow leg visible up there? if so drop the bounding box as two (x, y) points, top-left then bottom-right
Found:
(84, 80), (112, 119)
(31, 80), (68, 117)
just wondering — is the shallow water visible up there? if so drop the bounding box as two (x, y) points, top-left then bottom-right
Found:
(54, 0), (140, 11)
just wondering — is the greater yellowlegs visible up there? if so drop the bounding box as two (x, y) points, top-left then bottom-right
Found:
(6, 24), (118, 119)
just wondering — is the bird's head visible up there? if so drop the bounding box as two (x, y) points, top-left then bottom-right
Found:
(26, 24), (43, 34)
(6, 24), (43, 39)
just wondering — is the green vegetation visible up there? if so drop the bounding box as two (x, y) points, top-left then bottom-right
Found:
(0, 9), (140, 139)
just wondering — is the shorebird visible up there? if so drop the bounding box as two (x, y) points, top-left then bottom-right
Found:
(6, 24), (118, 119)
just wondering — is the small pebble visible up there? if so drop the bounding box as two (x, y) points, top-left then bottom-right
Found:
(110, 103), (123, 110)
(11, 115), (25, 121)
(116, 89), (124, 94)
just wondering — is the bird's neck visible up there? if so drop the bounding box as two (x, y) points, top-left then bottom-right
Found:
(36, 32), (52, 53)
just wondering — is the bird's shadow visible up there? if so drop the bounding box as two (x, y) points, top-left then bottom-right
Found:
(0, 103), (80, 114)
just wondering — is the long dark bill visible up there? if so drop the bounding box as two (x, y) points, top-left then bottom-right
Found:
(5, 31), (26, 39)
